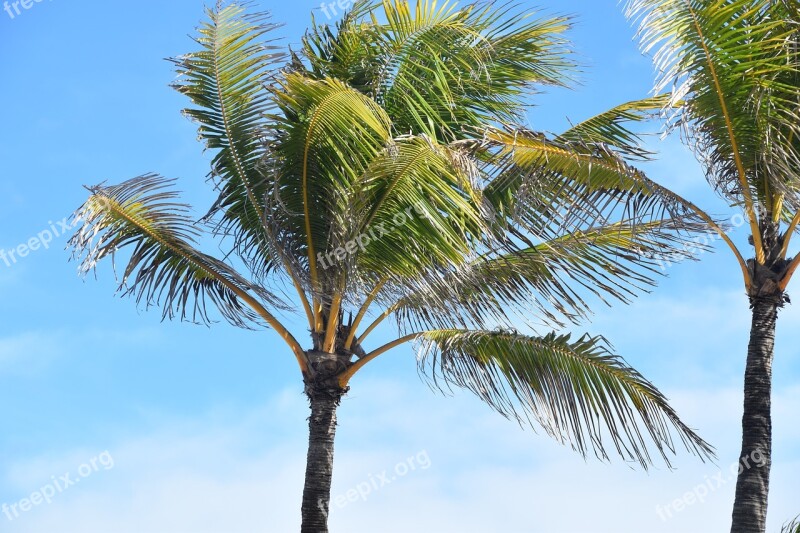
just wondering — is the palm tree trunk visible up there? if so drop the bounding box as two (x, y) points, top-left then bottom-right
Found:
(300, 386), (345, 533)
(730, 294), (780, 533)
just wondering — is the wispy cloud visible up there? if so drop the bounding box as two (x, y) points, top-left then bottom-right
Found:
(1, 380), (797, 533)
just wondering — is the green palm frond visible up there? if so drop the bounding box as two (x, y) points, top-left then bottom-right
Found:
(298, 0), (384, 95)
(300, 0), (572, 140)
(69, 174), (283, 328)
(350, 135), (487, 282)
(782, 515), (800, 533)
(558, 95), (672, 160)
(380, 0), (572, 138)
(395, 218), (706, 331)
(625, 0), (800, 217)
(268, 73), (392, 292)
(170, 3), (283, 278)
(482, 127), (698, 237)
(419, 329), (714, 468)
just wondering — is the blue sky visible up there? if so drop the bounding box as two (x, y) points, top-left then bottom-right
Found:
(1, 1), (798, 532)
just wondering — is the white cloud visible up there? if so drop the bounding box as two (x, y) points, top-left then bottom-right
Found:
(2, 380), (798, 533)
(584, 286), (800, 388)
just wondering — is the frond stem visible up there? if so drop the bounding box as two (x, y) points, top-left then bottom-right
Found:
(684, 0), (765, 263)
(344, 278), (387, 350)
(779, 252), (800, 290)
(779, 209), (800, 260)
(355, 302), (400, 346)
(323, 292), (343, 353)
(101, 193), (308, 372)
(682, 196), (752, 291)
(338, 332), (422, 386)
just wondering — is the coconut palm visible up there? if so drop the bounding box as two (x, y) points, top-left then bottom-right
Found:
(625, 1), (800, 531)
(70, 1), (714, 531)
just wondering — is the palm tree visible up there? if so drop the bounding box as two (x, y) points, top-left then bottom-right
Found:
(625, 1), (800, 532)
(70, 1), (714, 531)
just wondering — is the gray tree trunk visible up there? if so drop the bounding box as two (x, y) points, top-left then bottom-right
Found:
(300, 385), (345, 533)
(730, 294), (780, 533)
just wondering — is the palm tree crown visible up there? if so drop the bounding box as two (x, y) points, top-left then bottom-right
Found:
(628, 0), (800, 287)
(71, 0), (713, 467)
(70, 1), (715, 528)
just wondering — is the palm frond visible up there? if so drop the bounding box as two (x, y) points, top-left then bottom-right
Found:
(268, 73), (392, 295)
(626, 0), (800, 218)
(558, 95), (672, 160)
(394, 218), (707, 331)
(69, 174), (283, 328)
(349, 135), (488, 283)
(482, 127), (699, 238)
(782, 515), (800, 533)
(170, 2), (284, 279)
(419, 329), (714, 468)
(379, 0), (572, 138)
(298, 0), (384, 95)
(299, 0), (572, 140)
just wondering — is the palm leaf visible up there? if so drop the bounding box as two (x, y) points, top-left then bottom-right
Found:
(394, 218), (707, 331)
(557, 95), (672, 160)
(299, 0), (572, 140)
(379, 0), (572, 138)
(482, 127), (698, 238)
(349, 135), (488, 282)
(298, 0), (385, 96)
(626, 0), (800, 233)
(69, 174), (283, 328)
(170, 3), (284, 278)
(419, 329), (714, 468)
(268, 73), (392, 294)
(782, 515), (800, 533)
